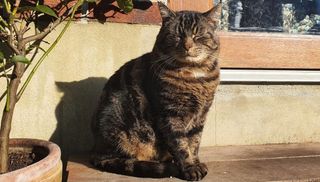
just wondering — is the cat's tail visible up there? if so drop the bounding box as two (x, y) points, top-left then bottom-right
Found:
(91, 156), (180, 178)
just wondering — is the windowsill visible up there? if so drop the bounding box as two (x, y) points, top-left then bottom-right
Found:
(220, 69), (320, 83)
(218, 31), (320, 70)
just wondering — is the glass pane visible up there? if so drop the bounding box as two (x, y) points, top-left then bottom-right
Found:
(219, 0), (320, 34)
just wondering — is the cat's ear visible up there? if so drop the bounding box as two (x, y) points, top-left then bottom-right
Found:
(158, 1), (176, 20)
(203, 3), (222, 28)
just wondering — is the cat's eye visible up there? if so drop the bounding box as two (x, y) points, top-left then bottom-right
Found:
(193, 35), (200, 40)
(193, 32), (212, 41)
(193, 34), (204, 40)
(203, 32), (212, 39)
(192, 27), (198, 35)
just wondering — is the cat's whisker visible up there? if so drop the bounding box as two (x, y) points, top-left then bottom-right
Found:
(152, 56), (175, 78)
(160, 120), (171, 130)
(150, 55), (173, 72)
(157, 58), (175, 77)
(156, 57), (175, 76)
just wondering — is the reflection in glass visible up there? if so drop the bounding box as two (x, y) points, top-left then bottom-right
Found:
(219, 0), (320, 34)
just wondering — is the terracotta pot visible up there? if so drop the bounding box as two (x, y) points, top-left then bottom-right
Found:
(0, 138), (62, 182)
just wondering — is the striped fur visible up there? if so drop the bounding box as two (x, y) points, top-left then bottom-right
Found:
(91, 2), (221, 181)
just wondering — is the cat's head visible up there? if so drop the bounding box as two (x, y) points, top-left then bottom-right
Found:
(154, 2), (222, 63)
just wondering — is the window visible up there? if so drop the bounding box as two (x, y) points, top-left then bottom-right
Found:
(223, 0), (320, 34)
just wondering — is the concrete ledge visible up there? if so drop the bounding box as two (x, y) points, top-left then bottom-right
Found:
(66, 143), (320, 182)
(220, 69), (320, 83)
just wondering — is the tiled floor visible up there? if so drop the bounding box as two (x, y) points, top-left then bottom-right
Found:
(66, 143), (320, 182)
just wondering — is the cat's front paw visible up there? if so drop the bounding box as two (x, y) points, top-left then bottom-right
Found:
(181, 163), (208, 181)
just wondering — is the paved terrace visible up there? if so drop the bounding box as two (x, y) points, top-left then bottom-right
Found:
(66, 143), (320, 182)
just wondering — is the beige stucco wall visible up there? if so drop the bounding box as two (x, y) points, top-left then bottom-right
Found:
(1, 22), (320, 155)
(202, 84), (320, 146)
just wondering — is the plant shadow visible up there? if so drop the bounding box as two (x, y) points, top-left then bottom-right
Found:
(92, 0), (153, 23)
(51, 77), (107, 181)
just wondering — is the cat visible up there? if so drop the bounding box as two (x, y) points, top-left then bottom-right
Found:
(91, 2), (221, 181)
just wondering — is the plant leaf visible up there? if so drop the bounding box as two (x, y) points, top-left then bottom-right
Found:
(11, 55), (30, 64)
(85, 0), (97, 2)
(116, 0), (133, 13)
(19, 5), (58, 18)
(27, 44), (46, 54)
(18, 6), (36, 12)
(0, 51), (4, 60)
(35, 5), (58, 18)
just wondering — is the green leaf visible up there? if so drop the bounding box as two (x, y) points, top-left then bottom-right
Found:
(11, 55), (30, 64)
(85, 0), (97, 2)
(18, 6), (35, 12)
(0, 51), (5, 69)
(116, 0), (133, 13)
(19, 5), (58, 18)
(27, 44), (46, 54)
(0, 51), (4, 60)
(35, 5), (58, 18)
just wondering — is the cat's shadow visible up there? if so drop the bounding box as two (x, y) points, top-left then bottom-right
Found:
(50, 77), (107, 181)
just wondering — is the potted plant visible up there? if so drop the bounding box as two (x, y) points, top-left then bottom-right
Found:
(0, 0), (133, 180)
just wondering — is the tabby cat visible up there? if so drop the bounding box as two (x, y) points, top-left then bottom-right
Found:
(91, 2), (221, 181)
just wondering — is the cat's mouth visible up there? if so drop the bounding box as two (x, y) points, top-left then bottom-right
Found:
(184, 51), (198, 58)
(175, 54), (198, 62)
(185, 55), (197, 59)
(174, 50), (203, 62)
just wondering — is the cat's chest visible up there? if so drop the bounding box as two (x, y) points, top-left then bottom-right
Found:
(178, 68), (207, 79)
(158, 68), (218, 99)
(162, 67), (212, 81)
(161, 67), (219, 89)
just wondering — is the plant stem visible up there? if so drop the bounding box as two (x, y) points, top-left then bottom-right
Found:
(0, 7), (25, 169)
(2, 60), (10, 112)
(0, 0), (83, 173)
(18, 1), (82, 99)
(0, 16), (9, 27)
(0, 62), (24, 173)
(2, 0), (11, 14)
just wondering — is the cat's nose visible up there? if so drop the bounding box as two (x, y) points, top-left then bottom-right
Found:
(184, 38), (193, 51)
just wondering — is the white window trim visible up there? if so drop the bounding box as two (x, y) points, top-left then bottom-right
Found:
(220, 69), (320, 83)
